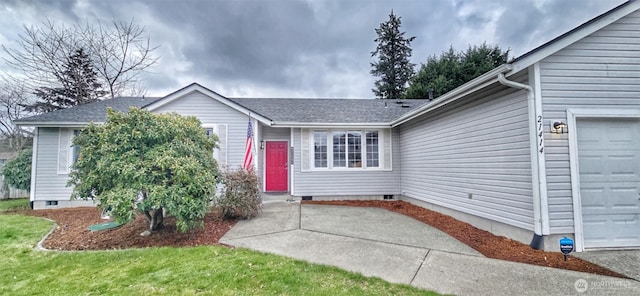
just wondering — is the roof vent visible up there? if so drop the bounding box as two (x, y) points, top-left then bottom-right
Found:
(395, 101), (404, 104)
(401, 104), (411, 108)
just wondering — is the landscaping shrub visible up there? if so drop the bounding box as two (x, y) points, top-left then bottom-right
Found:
(215, 168), (261, 219)
(2, 148), (32, 191)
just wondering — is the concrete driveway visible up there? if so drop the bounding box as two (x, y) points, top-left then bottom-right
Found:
(574, 250), (640, 281)
(220, 200), (640, 295)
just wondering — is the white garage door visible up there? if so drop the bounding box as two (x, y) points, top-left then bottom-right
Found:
(577, 118), (640, 249)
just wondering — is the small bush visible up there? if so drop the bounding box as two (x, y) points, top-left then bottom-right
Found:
(2, 148), (32, 191)
(215, 168), (262, 219)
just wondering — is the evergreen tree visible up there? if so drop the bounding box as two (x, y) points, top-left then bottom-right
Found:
(370, 11), (416, 99)
(27, 48), (107, 113)
(69, 108), (219, 233)
(406, 43), (509, 99)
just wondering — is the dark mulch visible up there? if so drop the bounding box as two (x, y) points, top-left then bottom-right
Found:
(22, 207), (236, 250)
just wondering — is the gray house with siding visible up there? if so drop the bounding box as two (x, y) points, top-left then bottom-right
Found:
(15, 0), (640, 252)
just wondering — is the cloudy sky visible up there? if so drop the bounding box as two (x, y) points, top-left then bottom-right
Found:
(0, 0), (627, 98)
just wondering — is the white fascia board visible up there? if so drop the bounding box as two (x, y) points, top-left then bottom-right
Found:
(14, 122), (95, 128)
(144, 83), (272, 126)
(29, 127), (38, 202)
(392, 65), (511, 127)
(509, 2), (640, 73)
(271, 122), (391, 128)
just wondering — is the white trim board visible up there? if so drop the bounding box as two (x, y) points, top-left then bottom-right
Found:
(566, 108), (640, 252)
(29, 128), (39, 202)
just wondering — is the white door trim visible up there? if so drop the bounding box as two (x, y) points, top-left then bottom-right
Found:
(567, 108), (640, 252)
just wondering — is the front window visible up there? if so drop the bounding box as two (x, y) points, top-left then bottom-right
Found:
(204, 127), (215, 138)
(347, 131), (362, 167)
(366, 131), (379, 167)
(204, 127), (216, 158)
(72, 130), (80, 163)
(314, 131), (327, 168)
(313, 129), (380, 169)
(332, 131), (346, 167)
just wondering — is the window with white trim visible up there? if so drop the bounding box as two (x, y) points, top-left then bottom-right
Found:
(202, 124), (227, 166)
(313, 130), (327, 168)
(366, 130), (379, 167)
(311, 129), (384, 170)
(58, 128), (80, 175)
(72, 130), (80, 163)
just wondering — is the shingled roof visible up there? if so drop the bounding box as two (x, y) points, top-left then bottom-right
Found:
(228, 98), (429, 124)
(13, 97), (161, 126)
(14, 94), (429, 127)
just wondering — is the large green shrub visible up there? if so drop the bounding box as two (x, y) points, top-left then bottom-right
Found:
(215, 168), (262, 219)
(68, 108), (219, 232)
(2, 148), (32, 191)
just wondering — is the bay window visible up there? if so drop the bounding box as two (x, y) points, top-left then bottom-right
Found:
(311, 128), (384, 169)
(314, 131), (328, 168)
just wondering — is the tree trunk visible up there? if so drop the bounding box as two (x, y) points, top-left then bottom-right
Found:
(146, 208), (164, 231)
(1, 181), (9, 200)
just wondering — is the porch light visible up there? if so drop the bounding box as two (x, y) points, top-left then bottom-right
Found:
(260, 140), (264, 150)
(551, 121), (567, 134)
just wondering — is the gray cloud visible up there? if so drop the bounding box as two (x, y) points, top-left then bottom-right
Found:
(0, 0), (627, 98)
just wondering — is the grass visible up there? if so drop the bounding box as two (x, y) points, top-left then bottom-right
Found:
(0, 213), (438, 296)
(0, 198), (29, 211)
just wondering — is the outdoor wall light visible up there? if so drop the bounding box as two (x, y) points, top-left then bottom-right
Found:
(551, 121), (568, 134)
(260, 140), (265, 149)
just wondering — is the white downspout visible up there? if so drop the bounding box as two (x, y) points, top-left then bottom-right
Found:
(498, 72), (549, 249)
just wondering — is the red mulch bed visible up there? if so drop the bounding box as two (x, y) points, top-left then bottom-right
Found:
(303, 200), (628, 279)
(21, 207), (236, 251)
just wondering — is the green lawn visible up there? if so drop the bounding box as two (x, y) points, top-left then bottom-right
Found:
(0, 198), (29, 211)
(0, 213), (438, 296)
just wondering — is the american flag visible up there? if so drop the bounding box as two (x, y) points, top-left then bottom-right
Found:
(243, 119), (253, 170)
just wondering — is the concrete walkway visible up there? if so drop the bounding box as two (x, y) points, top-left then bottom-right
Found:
(220, 201), (640, 295)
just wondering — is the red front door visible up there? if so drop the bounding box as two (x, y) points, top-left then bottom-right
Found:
(265, 141), (288, 192)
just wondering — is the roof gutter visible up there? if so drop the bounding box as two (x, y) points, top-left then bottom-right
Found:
(391, 64), (511, 127)
(271, 122), (390, 128)
(498, 68), (550, 250)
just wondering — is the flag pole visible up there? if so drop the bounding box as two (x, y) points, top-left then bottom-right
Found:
(243, 112), (254, 171)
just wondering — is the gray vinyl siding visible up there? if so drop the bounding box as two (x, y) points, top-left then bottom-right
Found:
(33, 127), (75, 201)
(292, 128), (401, 196)
(262, 126), (290, 141)
(399, 84), (534, 230)
(540, 10), (640, 234)
(152, 91), (250, 169)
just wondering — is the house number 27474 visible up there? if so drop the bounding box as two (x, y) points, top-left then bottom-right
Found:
(537, 115), (544, 154)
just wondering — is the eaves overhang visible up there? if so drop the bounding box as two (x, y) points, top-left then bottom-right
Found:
(13, 121), (98, 128)
(270, 122), (392, 128)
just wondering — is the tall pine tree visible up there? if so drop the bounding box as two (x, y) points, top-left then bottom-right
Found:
(370, 11), (416, 99)
(28, 48), (107, 113)
(406, 43), (509, 99)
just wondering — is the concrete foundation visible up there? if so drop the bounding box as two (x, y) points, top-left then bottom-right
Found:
(32, 199), (96, 210)
(293, 194), (394, 201)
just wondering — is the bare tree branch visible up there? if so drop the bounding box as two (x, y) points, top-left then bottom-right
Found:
(2, 18), (158, 103)
(0, 78), (33, 151)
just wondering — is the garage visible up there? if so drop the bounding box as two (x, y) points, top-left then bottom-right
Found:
(577, 118), (640, 249)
